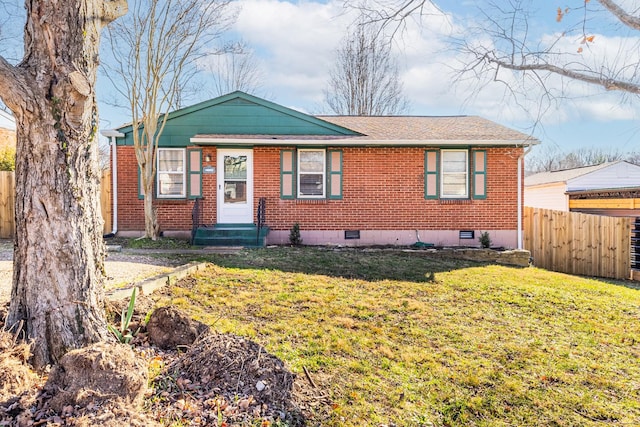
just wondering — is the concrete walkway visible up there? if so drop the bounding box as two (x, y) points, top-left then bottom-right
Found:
(0, 242), (242, 304)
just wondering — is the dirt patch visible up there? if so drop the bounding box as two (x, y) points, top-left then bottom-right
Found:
(0, 329), (38, 402)
(147, 306), (209, 350)
(45, 342), (148, 412)
(149, 332), (304, 426)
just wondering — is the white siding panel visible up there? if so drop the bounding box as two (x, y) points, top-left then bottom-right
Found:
(568, 162), (640, 191)
(525, 183), (569, 211)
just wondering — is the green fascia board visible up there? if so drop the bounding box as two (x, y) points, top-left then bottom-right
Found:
(115, 91), (361, 146)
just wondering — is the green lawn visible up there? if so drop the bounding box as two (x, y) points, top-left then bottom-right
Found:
(156, 247), (640, 426)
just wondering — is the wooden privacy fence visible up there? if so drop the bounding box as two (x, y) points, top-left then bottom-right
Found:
(0, 170), (112, 239)
(0, 171), (14, 239)
(524, 207), (631, 280)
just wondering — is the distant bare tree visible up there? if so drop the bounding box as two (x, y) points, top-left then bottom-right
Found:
(103, 0), (237, 240)
(526, 146), (629, 174)
(624, 151), (640, 166)
(324, 23), (409, 115)
(208, 42), (264, 96)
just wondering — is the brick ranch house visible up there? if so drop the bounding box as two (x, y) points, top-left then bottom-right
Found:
(102, 91), (538, 248)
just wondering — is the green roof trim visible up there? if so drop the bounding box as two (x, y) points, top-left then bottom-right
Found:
(115, 91), (361, 147)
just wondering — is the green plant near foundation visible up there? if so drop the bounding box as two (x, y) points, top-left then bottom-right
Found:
(289, 222), (302, 246)
(479, 231), (492, 248)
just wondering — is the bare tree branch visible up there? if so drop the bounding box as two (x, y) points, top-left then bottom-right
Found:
(102, 0), (237, 239)
(207, 41), (265, 97)
(324, 23), (409, 115)
(352, 0), (640, 127)
(599, 0), (640, 30)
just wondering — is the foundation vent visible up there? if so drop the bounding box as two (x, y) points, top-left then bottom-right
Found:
(344, 230), (360, 240)
(459, 230), (475, 240)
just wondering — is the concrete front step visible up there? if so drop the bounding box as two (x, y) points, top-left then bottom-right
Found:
(193, 224), (269, 248)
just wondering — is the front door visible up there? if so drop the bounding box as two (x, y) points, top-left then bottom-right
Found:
(217, 149), (253, 224)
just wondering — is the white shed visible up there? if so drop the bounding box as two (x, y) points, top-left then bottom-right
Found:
(0, 109), (15, 131)
(525, 161), (640, 214)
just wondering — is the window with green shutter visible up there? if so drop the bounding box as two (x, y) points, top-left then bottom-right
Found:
(138, 166), (144, 199)
(280, 149), (343, 200)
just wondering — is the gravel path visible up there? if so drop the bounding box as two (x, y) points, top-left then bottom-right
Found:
(0, 240), (189, 304)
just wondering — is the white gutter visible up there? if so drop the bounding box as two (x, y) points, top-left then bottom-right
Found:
(101, 130), (124, 236)
(190, 136), (541, 147)
(518, 142), (535, 249)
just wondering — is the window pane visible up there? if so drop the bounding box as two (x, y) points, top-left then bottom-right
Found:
(158, 172), (184, 196)
(298, 150), (325, 198)
(157, 149), (186, 197)
(158, 150), (184, 172)
(300, 173), (323, 196)
(224, 155), (247, 179)
(300, 151), (324, 172)
(441, 150), (468, 198)
(443, 151), (466, 173)
(443, 173), (467, 196)
(224, 181), (247, 203)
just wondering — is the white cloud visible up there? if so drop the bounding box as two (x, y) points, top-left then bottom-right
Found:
(231, 0), (357, 105)
(198, 0), (640, 148)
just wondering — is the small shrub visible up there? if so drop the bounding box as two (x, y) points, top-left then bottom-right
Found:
(0, 146), (15, 171)
(289, 223), (303, 246)
(479, 231), (492, 249)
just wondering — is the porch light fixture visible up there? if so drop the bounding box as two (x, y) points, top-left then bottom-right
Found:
(205, 154), (212, 162)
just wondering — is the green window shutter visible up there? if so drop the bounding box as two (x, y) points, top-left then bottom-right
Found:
(424, 150), (439, 199)
(473, 150), (487, 199)
(280, 149), (296, 199)
(138, 166), (144, 200)
(187, 148), (202, 199)
(327, 149), (343, 199)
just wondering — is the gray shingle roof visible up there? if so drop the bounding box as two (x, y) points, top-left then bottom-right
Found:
(317, 115), (534, 142)
(525, 161), (624, 186)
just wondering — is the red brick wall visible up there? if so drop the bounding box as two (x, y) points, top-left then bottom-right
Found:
(115, 145), (522, 232)
(116, 146), (218, 231)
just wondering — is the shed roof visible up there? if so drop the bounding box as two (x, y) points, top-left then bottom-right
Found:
(525, 162), (625, 186)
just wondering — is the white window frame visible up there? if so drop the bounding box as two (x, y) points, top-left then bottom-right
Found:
(441, 149), (469, 198)
(297, 148), (326, 199)
(156, 148), (186, 199)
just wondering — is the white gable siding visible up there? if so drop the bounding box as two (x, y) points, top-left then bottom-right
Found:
(525, 183), (569, 211)
(0, 110), (15, 130)
(567, 162), (640, 191)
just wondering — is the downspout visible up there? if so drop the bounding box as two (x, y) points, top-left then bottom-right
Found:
(101, 130), (124, 236)
(517, 142), (534, 249)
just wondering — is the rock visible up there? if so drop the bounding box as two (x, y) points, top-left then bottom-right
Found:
(146, 306), (208, 350)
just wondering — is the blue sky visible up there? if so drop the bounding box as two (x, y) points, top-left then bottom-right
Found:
(3, 0), (638, 155)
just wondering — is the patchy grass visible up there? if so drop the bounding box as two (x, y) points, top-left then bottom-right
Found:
(155, 247), (640, 427)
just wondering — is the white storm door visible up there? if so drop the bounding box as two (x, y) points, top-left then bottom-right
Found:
(217, 149), (253, 224)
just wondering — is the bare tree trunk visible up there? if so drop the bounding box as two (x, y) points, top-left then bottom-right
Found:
(0, 0), (127, 368)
